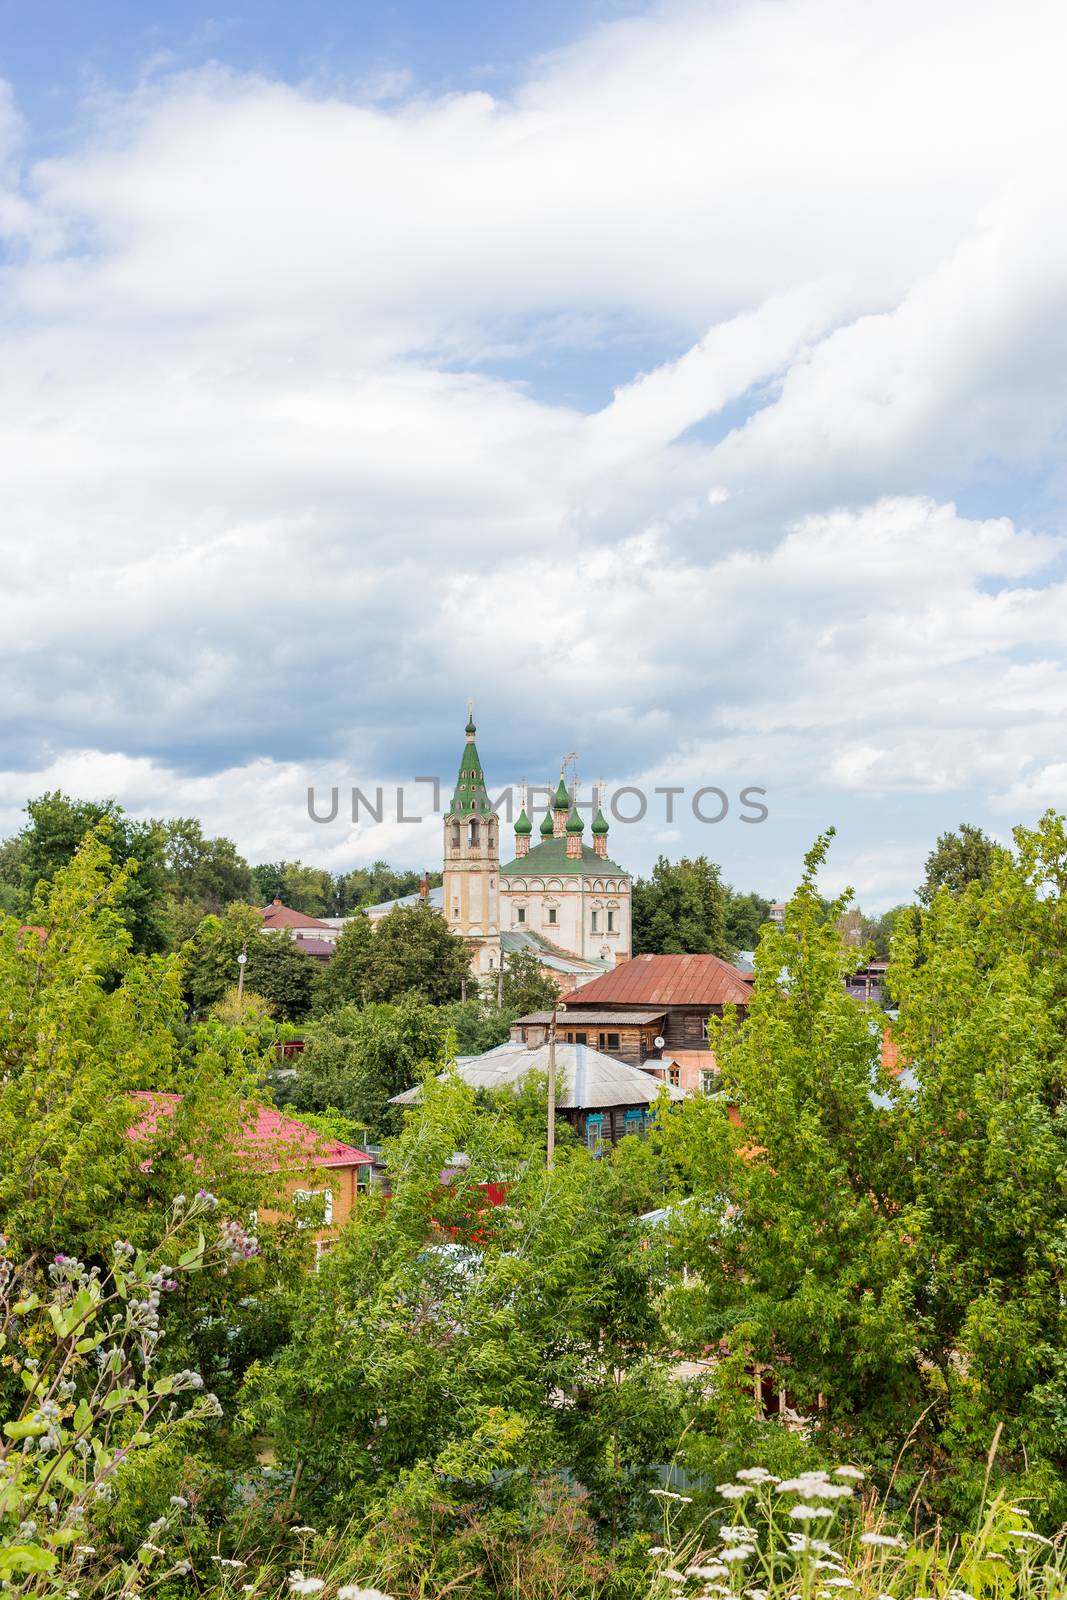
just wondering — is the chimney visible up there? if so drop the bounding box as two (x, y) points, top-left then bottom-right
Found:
(273, 897), (282, 906)
(419, 871), (429, 900)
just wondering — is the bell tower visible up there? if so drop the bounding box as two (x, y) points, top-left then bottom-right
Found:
(443, 703), (500, 978)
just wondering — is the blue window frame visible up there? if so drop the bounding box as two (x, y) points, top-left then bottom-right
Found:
(624, 1108), (644, 1140)
(585, 1113), (605, 1155)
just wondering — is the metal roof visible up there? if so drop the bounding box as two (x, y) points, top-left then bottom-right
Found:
(500, 929), (611, 975)
(561, 952), (754, 1008)
(515, 1008), (666, 1026)
(260, 899), (332, 930)
(391, 1040), (683, 1111)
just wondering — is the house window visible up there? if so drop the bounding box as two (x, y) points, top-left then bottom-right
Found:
(607, 1032), (620, 1051)
(591, 911), (598, 932)
(668, 1067), (681, 1088)
(573, 1031), (587, 1045)
(585, 1114), (605, 1155)
(547, 908), (557, 924)
(624, 1108), (644, 1139)
(607, 911), (616, 932)
(293, 1188), (334, 1228)
(517, 907), (526, 924)
(700, 1068), (717, 1094)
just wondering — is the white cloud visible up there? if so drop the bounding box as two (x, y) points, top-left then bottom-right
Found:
(2, 0), (1067, 906)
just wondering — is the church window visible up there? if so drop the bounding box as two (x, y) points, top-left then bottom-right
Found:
(547, 908), (557, 925)
(451, 822), (460, 850)
(516, 907), (526, 924)
(607, 911), (616, 932)
(591, 911), (598, 932)
(469, 818), (480, 846)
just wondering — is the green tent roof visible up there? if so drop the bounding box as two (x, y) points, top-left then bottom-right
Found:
(500, 836), (629, 878)
(448, 719), (492, 817)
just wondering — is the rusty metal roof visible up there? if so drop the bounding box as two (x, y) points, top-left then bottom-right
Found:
(560, 953), (754, 1008)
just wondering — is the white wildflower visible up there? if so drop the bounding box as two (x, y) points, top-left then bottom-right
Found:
(1009, 1529), (1053, 1545)
(813, 1561), (847, 1573)
(662, 1571), (686, 1583)
(778, 1472), (832, 1495)
(821, 1581), (854, 1590)
(789, 1504), (833, 1521)
(337, 1590), (394, 1600)
(833, 1466), (864, 1481)
(859, 1532), (906, 1549)
(169, 1496), (188, 1509)
(745, 1590), (769, 1600)
(947, 1590), (978, 1600)
(737, 1467), (779, 1483)
(289, 1576), (325, 1596)
(650, 1488), (691, 1502)
(688, 1566), (730, 1580)
(290, 1527), (318, 1537)
(212, 1558), (247, 1570)
(718, 1483), (750, 1500)
(648, 1547), (669, 1556)
(720, 1525), (757, 1541)
(720, 1545), (756, 1563)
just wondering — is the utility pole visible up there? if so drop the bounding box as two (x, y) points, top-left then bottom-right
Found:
(546, 998), (558, 1169)
(496, 959), (503, 1008)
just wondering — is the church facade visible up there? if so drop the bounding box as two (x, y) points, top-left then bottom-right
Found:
(443, 713), (632, 983)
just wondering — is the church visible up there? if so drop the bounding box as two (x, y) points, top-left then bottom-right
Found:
(443, 712), (633, 986)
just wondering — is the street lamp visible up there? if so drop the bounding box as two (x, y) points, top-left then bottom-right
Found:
(237, 949), (248, 1018)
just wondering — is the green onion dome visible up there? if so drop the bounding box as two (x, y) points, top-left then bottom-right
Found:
(514, 808), (532, 836)
(539, 810), (555, 837)
(591, 807), (609, 835)
(565, 806), (584, 835)
(553, 775), (570, 810)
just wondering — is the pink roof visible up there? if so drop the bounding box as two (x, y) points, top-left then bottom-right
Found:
(564, 953), (754, 1009)
(128, 1092), (371, 1171)
(260, 899), (332, 931)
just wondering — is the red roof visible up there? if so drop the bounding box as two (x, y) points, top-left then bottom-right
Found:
(128, 1092), (371, 1171)
(564, 953), (754, 1009)
(260, 899), (332, 931)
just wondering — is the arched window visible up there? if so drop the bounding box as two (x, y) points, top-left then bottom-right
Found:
(469, 817), (480, 848)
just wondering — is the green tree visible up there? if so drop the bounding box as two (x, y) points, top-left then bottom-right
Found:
(500, 946), (559, 1014)
(918, 821), (1009, 904)
(632, 854), (729, 957)
(0, 833), (310, 1414)
(358, 901), (471, 1004)
(250, 861), (336, 916)
(310, 911), (374, 1013)
(292, 992), (446, 1133)
(0, 835), (22, 918)
(723, 885), (771, 952)
(243, 1073), (680, 1565)
(243, 932), (317, 1022)
(182, 902), (263, 1013)
(18, 792), (168, 953)
(159, 816), (253, 910)
(663, 817), (1067, 1525)
(339, 860), (442, 912)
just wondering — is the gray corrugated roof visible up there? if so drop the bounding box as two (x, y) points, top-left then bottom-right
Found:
(363, 886), (445, 915)
(391, 1040), (683, 1111)
(499, 928), (611, 975)
(515, 1009), (666, 1026)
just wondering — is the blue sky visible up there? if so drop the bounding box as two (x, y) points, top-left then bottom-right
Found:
(1, 0), (1065, 908)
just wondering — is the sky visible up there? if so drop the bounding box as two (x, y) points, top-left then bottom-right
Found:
(1, 0), (1066, 909)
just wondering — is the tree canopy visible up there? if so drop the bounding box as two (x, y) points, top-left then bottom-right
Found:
(632, 854), (729, 956)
